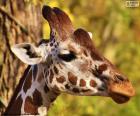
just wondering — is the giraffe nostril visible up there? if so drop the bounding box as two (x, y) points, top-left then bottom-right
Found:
(115, 75), (125, 82)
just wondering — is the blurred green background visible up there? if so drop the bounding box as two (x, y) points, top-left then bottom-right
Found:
(1, 0), (140, 116)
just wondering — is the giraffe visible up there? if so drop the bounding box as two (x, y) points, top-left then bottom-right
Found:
(4, 5), (135, 115)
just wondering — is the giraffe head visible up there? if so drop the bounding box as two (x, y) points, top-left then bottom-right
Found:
(11, 6), (135, 104)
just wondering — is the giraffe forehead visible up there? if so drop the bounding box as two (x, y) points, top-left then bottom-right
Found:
(37, 40), (60, 62)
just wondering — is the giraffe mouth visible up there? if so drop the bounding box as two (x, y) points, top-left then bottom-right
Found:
(108, 81), (135, 104)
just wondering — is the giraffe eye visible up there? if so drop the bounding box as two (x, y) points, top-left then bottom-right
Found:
(58, 51), (76, 62)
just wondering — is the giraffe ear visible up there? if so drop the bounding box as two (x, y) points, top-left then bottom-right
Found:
(11, 43), (43, 65)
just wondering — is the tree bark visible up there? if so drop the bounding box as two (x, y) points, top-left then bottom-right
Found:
(0, 0), (43, 114)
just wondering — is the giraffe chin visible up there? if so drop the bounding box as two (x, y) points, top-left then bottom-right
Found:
(110, 93), (130, 104)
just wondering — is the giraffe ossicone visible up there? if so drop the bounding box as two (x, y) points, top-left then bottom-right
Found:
(4, 5), (135, 115)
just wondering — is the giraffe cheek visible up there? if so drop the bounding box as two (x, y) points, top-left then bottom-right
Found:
(79, 60), (90, 72)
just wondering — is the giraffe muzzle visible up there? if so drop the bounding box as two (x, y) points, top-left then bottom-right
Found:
(108, 80), (135, 104)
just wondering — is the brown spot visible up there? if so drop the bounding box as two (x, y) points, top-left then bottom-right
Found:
(56, 76), (65, 83)
(23, 70), (32, 93)
(80, 79), (86, 87)
(98, 64), (107, 74)
(54, 66), (59, 74)
(24, 96), (38, 114)
(4, 95), (23, 115)
(72, 88), (80, 93)
(33, 89), (43, 106)
(49, 69), (54, 83)
(68, 72), (77, 85)
(44, 84), (50, 93)
(90, 80), (97, 87)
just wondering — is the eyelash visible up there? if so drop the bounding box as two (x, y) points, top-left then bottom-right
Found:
(58, 51), (76, 62)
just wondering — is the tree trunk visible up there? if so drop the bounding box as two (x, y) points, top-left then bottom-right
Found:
(0, 0), (43, 114)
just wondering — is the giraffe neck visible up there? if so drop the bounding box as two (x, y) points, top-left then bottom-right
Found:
(4, 65), (60, 115)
